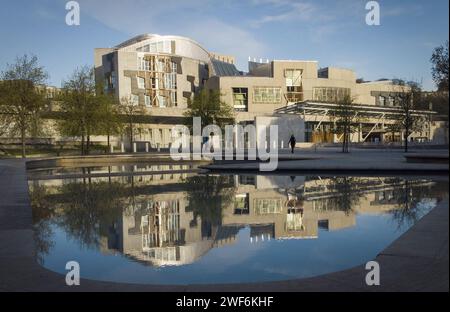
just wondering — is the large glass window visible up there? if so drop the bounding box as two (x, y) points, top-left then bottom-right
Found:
(137, 77), (145, 89)
(232, 88), (248, 111)
(253, 87), (282, 104)
(285, 69), (302, 87)
(165, 73), (177, 89)
(145, 95), (151, 106)
(138, 57), (150, 71)
(313, 87), (351, 103)
(137, 40), (171, 54)
(131, 94), (139, 105)
(170, 92), (177, 107)
(254, 198), (283, 215)
(234, 194), (250, 215)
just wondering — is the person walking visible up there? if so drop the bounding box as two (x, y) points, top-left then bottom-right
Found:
(288, 134), (296, 154)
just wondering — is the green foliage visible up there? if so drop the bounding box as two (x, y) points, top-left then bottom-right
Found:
(58, 66), (121, 154)
(0, 54), (49, 157)
(183, 89), (235, 130)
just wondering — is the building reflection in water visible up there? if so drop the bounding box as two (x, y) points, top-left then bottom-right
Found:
(28, 166), (448, 267)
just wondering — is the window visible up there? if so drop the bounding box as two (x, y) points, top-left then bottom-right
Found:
(253, 87), (281, 104)
(138, 57), (150, 71)
(313, 87), (351, 103)
(137, 40), (172, 54)
(151, 78), (158, 89)
(165, 73), (177, 89)
(234, 194), (250, 215)
(285, 69), (302, 87)
(137, 77), (145, 89)
(158, 95), (167, 107)
(379, 96), (386, 106)
(254, 198), (283, 215)
(132, 94), (139, 105)
(145, 95), (151, 106)
(387, 96), (395, 106)
(232, 88), (248, 111)
(170, 92), (177, 107)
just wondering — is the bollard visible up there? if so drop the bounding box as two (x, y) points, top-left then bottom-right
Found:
(281, 140), (284, 149)
(157, 143), (160, 152)
(133, 142), (137, 153)
(145, 142), (149, 153)
(120, 142), (125, 153)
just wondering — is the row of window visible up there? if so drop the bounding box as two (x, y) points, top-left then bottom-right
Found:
(130, 92), (177, 107)
(136, 40), (172, 54)
(253, 87), (282, 104)
(138, 57), (177, 73)
(137, 74), (177, 90)
(379, 95), (399, 107)
(313, 87), (351, 103)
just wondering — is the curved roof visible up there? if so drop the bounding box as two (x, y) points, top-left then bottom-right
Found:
(115, 33), (211, 63)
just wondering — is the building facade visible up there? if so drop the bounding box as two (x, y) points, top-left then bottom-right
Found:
(92, 33), (442, 149)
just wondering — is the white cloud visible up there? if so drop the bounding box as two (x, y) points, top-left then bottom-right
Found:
(76, 0), (266, 70)
(250, 1), (319, 28)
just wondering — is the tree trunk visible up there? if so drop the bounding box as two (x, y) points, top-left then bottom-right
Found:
(107, 132), (111, 154)
(86, 134), (90, 155)
(404, 128), (409, 153)
(130, 122), (134, 152)
(21, 127), (26, 158)
(81, 134), (85, 155)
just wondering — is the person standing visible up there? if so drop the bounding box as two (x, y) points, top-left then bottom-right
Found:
(288, 134), (296, 154)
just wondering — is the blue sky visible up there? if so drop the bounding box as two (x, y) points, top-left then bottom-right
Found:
(0, 0), (448, 90)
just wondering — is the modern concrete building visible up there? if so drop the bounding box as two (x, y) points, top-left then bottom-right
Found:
(94, 33), (443, 149)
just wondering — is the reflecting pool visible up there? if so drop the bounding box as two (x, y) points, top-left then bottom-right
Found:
(28, 165), (449, 284)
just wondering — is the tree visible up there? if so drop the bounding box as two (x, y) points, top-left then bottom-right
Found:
(392, 82), (422, 153)
(96, 87), (122, 152)
(58, 66), (102, 155)
(0, 55), (49, 157)
(331, 95), (361, 153)
(431, 41), (449, 91)
(183, 89), (234, 130)
(119, 95), (145, 152)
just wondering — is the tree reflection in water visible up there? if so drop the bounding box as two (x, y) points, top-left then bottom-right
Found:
(30, 184), (55, 265)
(28, 171), (448, 267)
(30, 179), (127, 262)
(388, 179), (446, 229)
(320, 177), (365, 215)
(183, 174), (236, 238)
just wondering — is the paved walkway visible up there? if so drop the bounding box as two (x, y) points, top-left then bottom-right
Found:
(205, 148), (449, 172)
(0, 159), (448, 291)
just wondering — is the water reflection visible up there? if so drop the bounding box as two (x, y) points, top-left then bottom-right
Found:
(29, 170), (447, 270)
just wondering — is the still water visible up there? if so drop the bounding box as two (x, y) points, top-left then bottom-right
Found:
(28, 164), (448, 284)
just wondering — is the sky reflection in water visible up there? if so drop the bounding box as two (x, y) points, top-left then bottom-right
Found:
(28, 165), (448, 284)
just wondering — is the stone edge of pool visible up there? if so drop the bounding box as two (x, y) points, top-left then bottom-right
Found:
(0, 158), (448, 292)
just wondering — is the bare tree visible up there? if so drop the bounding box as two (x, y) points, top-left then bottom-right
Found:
(331, 95), (361, 153)
(0, 55), (49, 157)
(431, 41), (449, 91)
(393, 82), (422, 153)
